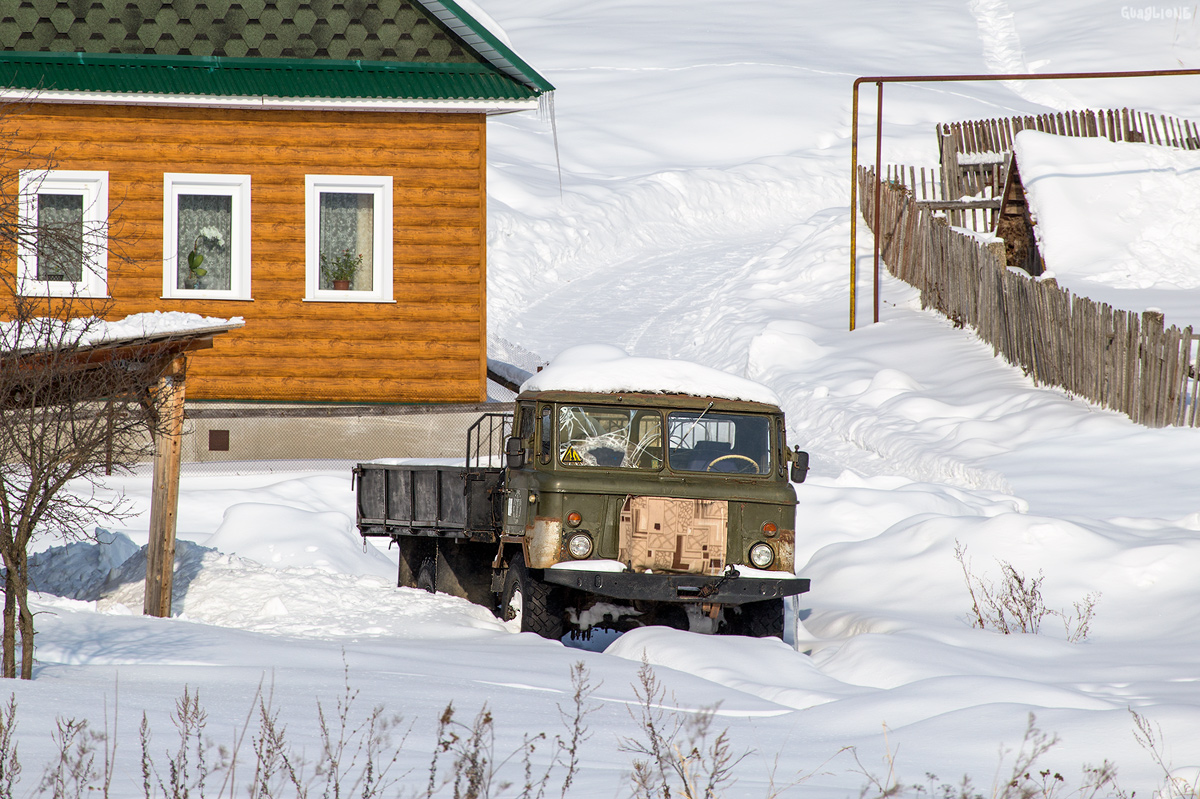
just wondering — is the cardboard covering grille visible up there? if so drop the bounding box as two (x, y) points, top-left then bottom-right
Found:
(619, 496), (728, 576)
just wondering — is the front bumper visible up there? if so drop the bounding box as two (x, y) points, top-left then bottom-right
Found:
(540, 570), (810, 605)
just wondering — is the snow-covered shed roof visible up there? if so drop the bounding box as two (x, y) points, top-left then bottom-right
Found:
(1, 312), (244, 357)
(1013, 129), (1200, 292)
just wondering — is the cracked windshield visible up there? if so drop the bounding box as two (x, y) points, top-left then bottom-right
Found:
(557, 406), (663, 468)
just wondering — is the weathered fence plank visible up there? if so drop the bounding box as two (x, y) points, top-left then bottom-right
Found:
(859, 166), (1195, 428)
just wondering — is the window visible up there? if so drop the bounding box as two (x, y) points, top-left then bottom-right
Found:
(557, 405), (663, 470)
(517, 402), (535, 443)
(163, 173), (251, 300)
(667, 412), (771, 475)
(539, 405), (553, 464)
(305, 175), (393, 302)
(17, 170), (108, 297)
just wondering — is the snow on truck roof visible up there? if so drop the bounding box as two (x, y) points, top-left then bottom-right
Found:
(518, 345), (781, 406)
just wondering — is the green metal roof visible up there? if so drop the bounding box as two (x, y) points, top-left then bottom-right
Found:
(0, 0), (553, 102)
(0, 50), (539, 102)
(0, 0), (486, 64)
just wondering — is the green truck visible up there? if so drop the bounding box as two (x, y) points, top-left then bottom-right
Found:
(354, 384), (810, 639)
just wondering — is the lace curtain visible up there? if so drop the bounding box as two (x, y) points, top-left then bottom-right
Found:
(319, 192), (374, 290)
(36, 193), (84, 282)
(177, 194), (232, 291)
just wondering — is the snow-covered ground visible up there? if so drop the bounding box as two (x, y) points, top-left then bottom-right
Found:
(17, 2), (1200, 796)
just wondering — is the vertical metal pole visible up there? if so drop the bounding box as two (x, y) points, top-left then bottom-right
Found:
(873, 81), (884, 324)
(849, 81), (860, 331)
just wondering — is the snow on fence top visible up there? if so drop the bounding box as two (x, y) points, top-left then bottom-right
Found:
(519, 344), (781, 405)
(1, 311), (245, 355)
(1014, 129), (1200, 291)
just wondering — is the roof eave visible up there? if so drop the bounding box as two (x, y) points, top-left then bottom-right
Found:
(414, 0), (555, 94)
(0, 87), (539, 115)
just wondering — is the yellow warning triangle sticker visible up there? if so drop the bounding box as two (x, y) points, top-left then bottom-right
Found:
(562, 446), (584, 464)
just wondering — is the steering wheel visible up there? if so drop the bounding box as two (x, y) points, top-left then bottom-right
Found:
(706, 454), (760, 473)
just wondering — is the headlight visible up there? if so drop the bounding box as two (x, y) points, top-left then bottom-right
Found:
(749, 542), (774, 569)
(567, 533), (594, 559)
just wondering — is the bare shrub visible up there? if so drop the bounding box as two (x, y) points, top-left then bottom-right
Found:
(139, 687), (226, 799)
(552, 661), (598, 798)
(0, 695), (21, 799)
(991, 714), (1121, 799)
(618, 656), (744, 799)
(421, 702), (497, 799)
(247, 697), (289, 799)
(420, 660), (598, 799)
(1130, 708), (1198, 799)
(854, 714), (1125, 799)
(38, 718), (99, 799)
(0, 668), (1182, 799)
(304, 660), (406, 799)
(0, 119), (150, 678)
(955, 542), (1099, 642)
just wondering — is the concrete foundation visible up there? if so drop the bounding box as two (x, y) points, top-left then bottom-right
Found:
(176, 403), (510, 463)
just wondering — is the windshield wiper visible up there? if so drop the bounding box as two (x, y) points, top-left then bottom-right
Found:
(671, 401), (714, 447)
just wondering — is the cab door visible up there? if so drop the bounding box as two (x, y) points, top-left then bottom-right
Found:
(502, 403), (552, 535)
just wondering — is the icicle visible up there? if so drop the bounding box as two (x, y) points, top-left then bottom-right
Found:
(538, 90), (564, 198)
(537, 89), (554, 122)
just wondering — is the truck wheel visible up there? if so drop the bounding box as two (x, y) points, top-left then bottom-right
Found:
(416, 555), (436, 594)
(720, 599), (784, 638)
(501, 552), (564, 640)
(398, 540), (434, 590)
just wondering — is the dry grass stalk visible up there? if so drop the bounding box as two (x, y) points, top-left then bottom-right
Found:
(619, 656), (744, 799)
(955, 542), (1099, 642)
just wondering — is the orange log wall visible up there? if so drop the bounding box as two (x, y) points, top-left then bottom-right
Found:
(4, 103), (487, 403)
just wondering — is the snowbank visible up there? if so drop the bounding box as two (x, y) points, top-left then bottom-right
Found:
(204, 503), (393, 577)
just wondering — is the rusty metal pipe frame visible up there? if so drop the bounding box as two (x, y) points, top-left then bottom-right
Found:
(849, 69), (1200, 331)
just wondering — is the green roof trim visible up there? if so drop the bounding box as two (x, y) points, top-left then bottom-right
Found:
(0, 50), (540, 102)
(416, 0), (554, 93)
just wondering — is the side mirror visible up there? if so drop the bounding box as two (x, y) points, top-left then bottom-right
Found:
(505, 436), (526, 469)
(789, 448), (809, 484)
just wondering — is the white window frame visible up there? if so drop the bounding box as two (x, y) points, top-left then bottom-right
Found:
(304, 175), (393, 303)
(17, 170), (108, 298)
(162, 173), (252, 301)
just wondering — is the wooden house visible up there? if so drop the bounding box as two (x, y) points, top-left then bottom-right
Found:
(0, 0), (553, 405)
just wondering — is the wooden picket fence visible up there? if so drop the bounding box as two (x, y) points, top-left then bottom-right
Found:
(940, 107), (1200, 155)
(859, 164), (1200, 428)
(931, 107), (1200, 231)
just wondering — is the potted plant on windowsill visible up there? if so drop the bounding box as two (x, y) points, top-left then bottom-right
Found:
(185, 226), (225, 290)
(321, 249), (362, 291)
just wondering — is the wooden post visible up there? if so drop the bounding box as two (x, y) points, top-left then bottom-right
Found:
(145, 357), (187, 618)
